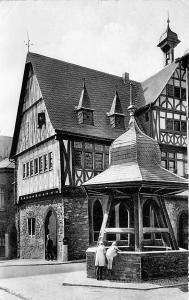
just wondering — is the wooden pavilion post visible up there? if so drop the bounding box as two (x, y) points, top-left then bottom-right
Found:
(159, 196), (179, 250)
(98, 193), (113, 242)
(133, 191), (143, 251)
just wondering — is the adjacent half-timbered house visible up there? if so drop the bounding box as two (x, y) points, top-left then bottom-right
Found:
(137, 20), (188, 250)
(10, 20), (188, 260)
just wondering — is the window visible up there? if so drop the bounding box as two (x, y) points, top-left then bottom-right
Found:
(26, 162), (30, 177)
(181, 121), (187, 132)
(110, 115), (125, 129)
(95, 153), (103, 170)
(38, 112), (46, 128)
(166, 84), (186, 100)
(115, 115), (125, 129)
(74, 150), (83, 168)
(34, 158), (38, 175)
(48, 152), (53, 170)
(0, 188), (5, 210)
(23, 164), (26, 178)
(174, 86), (180, 99)
(166, 118), (186, 132)
(28, 218), (35, 236)
(161, 151), (187, 177)
(83, 111), (93, 125)
(85, 152), (93, 169)
(39, 156), (43, 173)
(166, 119), (173, 130)
(181, 88), (186, 100)
(43, 154), (48, 172)
(73, 141), (110, 185)
(167, 84), (174, 97)
(30, 160), (34, 176)
(174, 120), (180, 131)
(77, 110), (94, 125)
(105, 154), (109, 169)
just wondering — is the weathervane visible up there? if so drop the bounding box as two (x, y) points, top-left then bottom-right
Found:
(24, 32), (33, 53)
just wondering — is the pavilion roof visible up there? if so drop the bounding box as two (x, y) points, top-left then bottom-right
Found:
(83, 107), (188, 195)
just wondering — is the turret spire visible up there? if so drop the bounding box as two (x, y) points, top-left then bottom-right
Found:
(157, 17), (180, 66)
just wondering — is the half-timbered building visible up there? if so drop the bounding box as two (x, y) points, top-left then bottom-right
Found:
(10, 20), (188, 260)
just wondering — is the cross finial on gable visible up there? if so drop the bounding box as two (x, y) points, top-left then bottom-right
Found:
(24, 32), (33, 53)
(167, 11), (170, 27)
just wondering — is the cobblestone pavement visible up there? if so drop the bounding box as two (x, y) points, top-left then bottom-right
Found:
(0, 272), (188, 300)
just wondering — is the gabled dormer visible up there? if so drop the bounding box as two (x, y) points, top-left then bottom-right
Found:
(75, 79), (94, 125)
(107, 90), (125, 129)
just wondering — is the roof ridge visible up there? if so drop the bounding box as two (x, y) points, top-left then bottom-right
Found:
(28, 51), (133, 81)
(142, 61), (178, 85)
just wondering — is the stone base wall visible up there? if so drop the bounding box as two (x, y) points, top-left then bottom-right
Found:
(141, 250), (188, 279)
(19, 195), (64, 260)
(18, 194), (89, 261)
(64, 195), (89, 260)
(86, 247), (188, 281)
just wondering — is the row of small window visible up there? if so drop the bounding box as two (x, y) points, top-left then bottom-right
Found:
(74, 141), (109, 170)
(161, 152), (188, 178)
(160, 111), (187, 132)
(167, 84), (186, 100)
(74, 150), (109, 170)
(166, 119), (187, 132)
(23, 152), (53, 179)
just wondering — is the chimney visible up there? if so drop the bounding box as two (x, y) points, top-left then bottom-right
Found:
(122, 72), (129, 83)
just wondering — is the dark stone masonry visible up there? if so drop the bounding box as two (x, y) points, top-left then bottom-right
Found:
(86, 248), (188, 281)
(18, 194), (89, 260)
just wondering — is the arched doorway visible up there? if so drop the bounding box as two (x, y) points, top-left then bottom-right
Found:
(178, 212), (188, 249)
(45, 210), (57, 259)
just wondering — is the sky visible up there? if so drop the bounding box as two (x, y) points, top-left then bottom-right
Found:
(0, 0), (189, 137)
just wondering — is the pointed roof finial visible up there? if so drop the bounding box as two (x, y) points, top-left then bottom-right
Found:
(24, 32), (33, 53)
(82, 77), (86, 87)
(128, 82), (136, 116)
(167, 11), (170, 27)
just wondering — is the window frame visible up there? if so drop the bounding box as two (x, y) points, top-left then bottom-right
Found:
(28, 218), (36, 237)
(0, 187), (5, 211)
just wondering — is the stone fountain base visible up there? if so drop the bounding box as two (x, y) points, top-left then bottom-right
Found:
(86, 247), (188, 281)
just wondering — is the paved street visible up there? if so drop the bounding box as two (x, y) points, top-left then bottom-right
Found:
(0, 266), (188, 300)
(0, 272), (188, 300)
(0, 259), (85, 279)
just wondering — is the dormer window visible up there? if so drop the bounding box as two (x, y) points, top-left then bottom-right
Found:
(107, 90), (125, 129)
(38, 112), (46, 128)
(77, 108), (94, 125)
(76, 79), (94, 125)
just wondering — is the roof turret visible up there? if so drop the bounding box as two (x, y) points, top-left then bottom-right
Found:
(157, 18), (180, 66)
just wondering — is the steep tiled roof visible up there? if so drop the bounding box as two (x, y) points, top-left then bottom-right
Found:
(142, 61), (178, 105)
(26, 52), (145, 141)
(83, 109), (188, 194)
